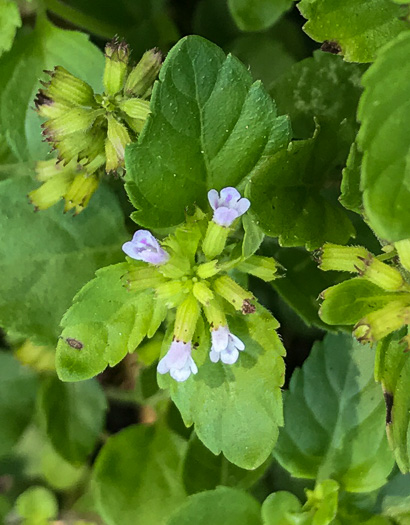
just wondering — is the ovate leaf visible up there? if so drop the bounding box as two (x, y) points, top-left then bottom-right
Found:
(39, 377), (107, 464)
(0, 352), (38, 458)
(357, 32), (410, 241)
(274, 333), (394, 492)
(15, 486), (58, 522)
(247, 129), (355, 250)
(158, 308), (285, 469)
(0, 0), (21, 57)
(167, 486), (261, 525)
(375, 330), (410, 472)
(261, 492), (303, 525)
(56, 264), (158, 382)
(298, 0), (407, 63)
(228, 0), (294, 32)
(93, 424), (186, 525)
(0, 176), (127, 345)
(125, 35), (290, 229)
(0, 16), (104, 161)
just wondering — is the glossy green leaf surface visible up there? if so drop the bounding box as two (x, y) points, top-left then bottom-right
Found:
(228, 0), (294, 32)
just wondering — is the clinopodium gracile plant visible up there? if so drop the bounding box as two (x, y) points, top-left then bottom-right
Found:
(29, 37), (162, 214)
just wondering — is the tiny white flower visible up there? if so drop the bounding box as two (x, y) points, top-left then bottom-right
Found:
(157, 340), (198, 382)
(122, 229), (169, 265)
(209, 325), (245, 365)
(208, 187), (250, 227)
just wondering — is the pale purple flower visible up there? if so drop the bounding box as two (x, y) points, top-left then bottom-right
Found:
(122, 230), (169, 265)
(208, 187), (250, 227)
(157, 340), (198, 382)
(209, 325), (245, 365)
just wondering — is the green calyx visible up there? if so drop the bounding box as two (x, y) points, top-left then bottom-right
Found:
(318, 242), (410, 344)
(33, 37), (160, 213)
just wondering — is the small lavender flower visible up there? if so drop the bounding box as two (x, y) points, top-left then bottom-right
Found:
(122, 230), (169, 265)
(209, 325), (245, 365)
(157, 340), (198, 382)
(208, 187), (250, 227)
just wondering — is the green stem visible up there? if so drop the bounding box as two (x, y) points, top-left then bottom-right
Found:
(42, 0), (122, 38)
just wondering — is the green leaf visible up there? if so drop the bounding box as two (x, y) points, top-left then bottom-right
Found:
(16, 486), (58, 523)
(274, 333), (395, 492)
(166, 486), (262, 525)
(39, 377), (106, 464)
(56, 264), (160, 381)
(261, 492), (302, 525)
(247, 128), (355, 250)
(242, 213), (264, 258)
(340, 142), (363, 214)
(376, 471), (410, 523)
(0, 0), (21, 57)
(125, 35), (290, 229)
(0, 176), (127, 345)
(297, 0), (407, 63)
(183, 433), (269, 495)
(269, 246), (340, 329)
(319, 278), (403, 326)
(228, 0), (294, 31)
(357, 31), (410, 241)
(93, 424), (186, 525)
(0, 352), (38, 458)
(0, 16), (104, 161)
(375, 330), (410, 472)
(158, 308), (285, 469)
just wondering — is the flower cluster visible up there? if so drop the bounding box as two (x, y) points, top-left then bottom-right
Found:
(122, 188), (281, 382)
(30, 37), (162, 213)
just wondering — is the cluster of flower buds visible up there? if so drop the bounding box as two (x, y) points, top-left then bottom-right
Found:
(318, 243), (410, 343)
(121, 188), (282, 382)
(30, 37), (162, 212)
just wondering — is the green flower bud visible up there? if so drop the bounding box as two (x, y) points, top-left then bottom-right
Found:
(203, 297), (227, 330)
(196, 260), (220, 279)
(43, 108), (102, 141)
(318, 243), (369, 272)
(362, 257), (406, 292)
(29, 163), (75, 210)
(119, 98), (150, 119)
(237, 255), (284, 282)
(64, 173), (99, 214)
(105, 114), (131, 170)
(35, 93), (72, 119)
(103, 37), (130, 96)
(395, 239), (410, 273)
(124, 48), (162, 98)
(156, 280), (185, 308)
(174, 293), (201, 343)
(213, 275), (255, 313)
(354, 300), (410, 343)
(193, 281), (214, 306)
(202, 221), (229, 259)
(41, 66), (95, 106)
(104, 138), (118, 173)
(125, 265), (166, 292)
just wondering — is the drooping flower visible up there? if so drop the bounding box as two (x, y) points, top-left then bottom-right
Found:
(157, 340), (198, 382)
(208, 187), (250, 227)
(122, 230), (169, 265)
(209, 325), (245, 365)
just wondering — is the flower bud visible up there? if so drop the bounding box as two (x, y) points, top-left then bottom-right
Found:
(202, 220), (229, 259)
(354, 300), (410, 343)
(63, 173), (99, 214)
(156, 280), (185, 308)
(362, 257), (406, 292)
(192, 281), (214, 306)
(196, 260), (220, 279)
(29, 168), (74, 210)
(103, 37), (130, 96)
(203, 298), (227, 330)
(174, 293), (200, 343)
(43, 108), (102, 141)
(125, 48), (162, 98)
(213, 275), (254, 313)
(237, 255), (284, 282)
(125, 265), (166, 292)
(106, 114), (131, 170)
(41, 66), (95, 106)
(119, 98), (150, 119)
(318, 244), (369, 273)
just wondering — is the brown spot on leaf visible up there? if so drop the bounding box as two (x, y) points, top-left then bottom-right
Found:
(321, 40), (342, 54)
(66, 337), (83, 350)
(242, 299), (256, 315)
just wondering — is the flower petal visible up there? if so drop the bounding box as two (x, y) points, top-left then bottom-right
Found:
(122, 240), (143, 260)
(221, 347), (239, 365)
(213, 207), (239, 227)
(171, 366), (192, 382)
(157, 356), (170, 374)
(207, 189), (219, 211)
(209, 349), (221, 363)
(235, 197), (251, 216)
(220, 187), (241, 207)
(211, 326), (229, 352)
(230, 333), (245, 351)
